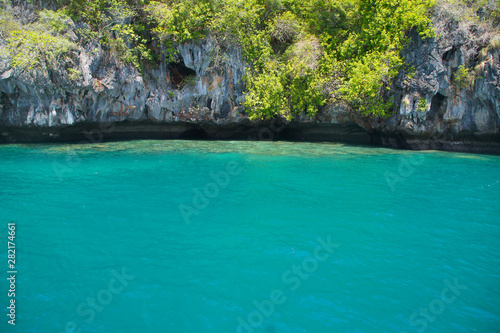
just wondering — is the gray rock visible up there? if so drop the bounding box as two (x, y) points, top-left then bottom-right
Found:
(0, 3), (498, 152)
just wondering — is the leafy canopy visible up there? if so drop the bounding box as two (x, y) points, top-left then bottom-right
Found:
(2, 0), (438, 118)
(143, 0), (434, 118)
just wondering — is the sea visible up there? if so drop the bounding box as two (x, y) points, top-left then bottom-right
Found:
(0, 140), (499, 333)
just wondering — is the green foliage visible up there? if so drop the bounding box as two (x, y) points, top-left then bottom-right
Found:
(146, 0), (212, 45)
(209, 0), (263, 47)
(67, 0), (134, 35)
(269, 11), (301, 53)
(339, 50), (401, 116)
(302, 0), (349, 34)
(417, 97), (428, 113)
(63, 0), (155, 70)
(6, 29), (76, 70)
(1, 0), (441, 119)
(0, 10), (22, 39)
(39, 9), (71, 33)
(244, 63), (290, 120)
(0, 7), (77, 72)
(242, 0), (436, 118)
(241, 30), (273, 69)
(493, 0), (500, 24)
(179, 74), (197, 87)
(245, 40), (327, 120)
(110, 24), (153, 69)
(67, 67), (82, 81)
(454, 64), (475, 89)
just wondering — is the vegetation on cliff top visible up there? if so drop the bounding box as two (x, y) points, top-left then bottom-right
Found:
(1, 0), (499, 119)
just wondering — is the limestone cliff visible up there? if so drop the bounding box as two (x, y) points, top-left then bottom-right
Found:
(380, 8), (500, 152)
(0, 2), (499, 153)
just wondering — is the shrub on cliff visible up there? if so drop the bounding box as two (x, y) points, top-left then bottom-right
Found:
(0, 9), (77, 79)
(242, 0), (435, 119)
(0, 0), (453, 119)
(6, 30), (76, 70)
(64, 0), (152, 69)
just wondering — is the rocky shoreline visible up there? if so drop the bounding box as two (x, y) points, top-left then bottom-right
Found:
(1, 2), (499, 153)
(2, 119), (499, 154)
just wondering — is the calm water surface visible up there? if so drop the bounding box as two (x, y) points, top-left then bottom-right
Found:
(0, 140), (499, 333)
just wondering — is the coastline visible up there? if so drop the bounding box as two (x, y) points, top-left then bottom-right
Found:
(2, 120), (499, 154)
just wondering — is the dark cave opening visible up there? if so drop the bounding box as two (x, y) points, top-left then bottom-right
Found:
(441, 46), (456, 61)
(168, 61), (196, 89)
(180, 126), (208, 139)
(428, 93), (447, 121)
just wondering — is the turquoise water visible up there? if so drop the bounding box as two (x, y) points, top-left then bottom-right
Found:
(0, 140), (499, 333)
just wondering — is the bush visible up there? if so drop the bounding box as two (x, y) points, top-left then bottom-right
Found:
(283, 35), (322, 71)
(454, 64), (475, 89)
(67, 0), (134, 34)
(339, 51), (401, 116)
(417, 97), (428, 112)
(0, 10), (21, 39)
(6, 29), (76, 70)
(110, 24), (153, 69)
(244, 43), (327, 120)
(39, 9), (72, 33)
(146, 1), (211, 44)
(67, 67), (82, 81)
(269, 11), (301, 53)
(244, 63), (289, 120)
(209, 0), (263, 47)
(0, 0), (446, 120)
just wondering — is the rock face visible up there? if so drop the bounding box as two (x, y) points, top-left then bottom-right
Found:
(0, 34), (247, 127)
(377, 14), (500, 152)
(0, 5), (499, 152)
